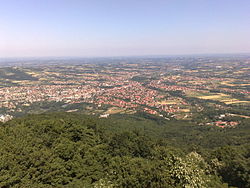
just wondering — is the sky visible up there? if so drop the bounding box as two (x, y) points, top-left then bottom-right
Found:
(0, 0), (249, 57)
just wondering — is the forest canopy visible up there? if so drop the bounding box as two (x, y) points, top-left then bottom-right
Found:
(0, 112), (249, 187)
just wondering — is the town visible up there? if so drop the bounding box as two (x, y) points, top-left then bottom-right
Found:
(0, 56), (249, 128)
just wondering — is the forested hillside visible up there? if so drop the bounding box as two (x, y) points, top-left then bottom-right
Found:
(0, 113), (249, 187)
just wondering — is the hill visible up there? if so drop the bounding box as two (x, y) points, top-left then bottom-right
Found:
(0, 112), (249, 187)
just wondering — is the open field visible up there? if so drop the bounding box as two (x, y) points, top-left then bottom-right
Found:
(229, 113), (250, 119)
(105, 107), (136, 115)
(220, 81), (237, 87)
(197, 93), (229, 100)
(223, 100), (250, 105)
(12, 80), (41, 85)
(179, 109), (190, 112)
(106, 107), (125, 114)
(186, 91), (230, 100)
(185, 91), (250, 104)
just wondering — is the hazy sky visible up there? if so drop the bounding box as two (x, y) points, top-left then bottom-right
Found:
(0, 0), (249, 57)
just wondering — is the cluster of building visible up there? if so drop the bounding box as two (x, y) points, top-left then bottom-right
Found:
(207, 121), (239, 128)
(0, 85), (99, 109)
(149, 80), (196, 92)
(94, 81), (192, 115)
(0, 59), (249, 125)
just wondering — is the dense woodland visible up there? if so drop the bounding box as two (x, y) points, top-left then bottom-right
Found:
(0, 112), (249, 187)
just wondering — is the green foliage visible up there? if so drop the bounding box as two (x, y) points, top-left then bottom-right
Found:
(0, 113), (107, 187)
(211, 146), (250, 188)
(0, 112), (249, 187)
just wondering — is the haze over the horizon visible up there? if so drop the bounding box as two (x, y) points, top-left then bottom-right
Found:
(1, 0), (249, 58)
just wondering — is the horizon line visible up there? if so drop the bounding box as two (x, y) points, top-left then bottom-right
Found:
(1, 52), (250, 60)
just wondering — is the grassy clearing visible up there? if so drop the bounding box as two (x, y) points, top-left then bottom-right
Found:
(220, 81), (237, 87)
(179, 109), (190, 112)
(105, 107), (136, 115)
(186, 91), (229, 99)
(106, 107), (125, 114)
(198, 93), (228, 100)
(223, 100), (250, 105)
(185, 91), (249, 105)
(229, 114), (250, 119)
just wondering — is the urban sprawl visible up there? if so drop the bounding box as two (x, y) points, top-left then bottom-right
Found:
(0, 56), (249, 128)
